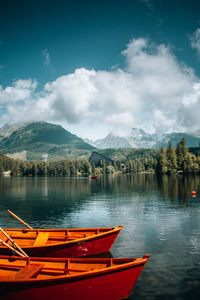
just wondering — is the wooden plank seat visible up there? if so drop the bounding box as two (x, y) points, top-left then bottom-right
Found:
(12, 264), (44, 280)
(33, 232), (49, 247)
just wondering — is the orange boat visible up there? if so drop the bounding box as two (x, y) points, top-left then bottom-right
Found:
(0, 254), (150, 300)
(0, 226), (122, 258)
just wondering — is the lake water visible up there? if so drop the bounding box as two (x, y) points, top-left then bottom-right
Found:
(0, 174), (200, 299)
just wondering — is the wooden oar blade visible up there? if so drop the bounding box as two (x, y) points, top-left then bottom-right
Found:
(7, 210), (33, 229)
(0, 227), (29, 257)
(0, 238), (26, 257)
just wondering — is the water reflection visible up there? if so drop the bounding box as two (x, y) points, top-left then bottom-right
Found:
(0, 174), (200, 226)
(157, 174), (200, 205)
(1, 174), (200, 299)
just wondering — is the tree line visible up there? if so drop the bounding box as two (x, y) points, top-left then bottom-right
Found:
(0, 155), (156, 176)
(156, 138), (200, 174)
(0, 138), (200, 176)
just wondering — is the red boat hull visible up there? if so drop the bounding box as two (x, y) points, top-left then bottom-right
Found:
(0, 229), (121, 258)
(25, 230), (120, 257)
(0, 259), (149, 300)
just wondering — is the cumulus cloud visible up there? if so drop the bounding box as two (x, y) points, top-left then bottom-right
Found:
(190, 28), (200, 56)
(0, 79), (37, 104)
(1, 37), (200, 137)
(42, 48), (50, 66)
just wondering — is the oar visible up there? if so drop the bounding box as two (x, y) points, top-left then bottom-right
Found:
(0, 227), (29, 257)
(7, 210), (33, 229)
(0, 239), (26, 257)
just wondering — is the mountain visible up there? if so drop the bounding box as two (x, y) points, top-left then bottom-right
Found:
(86, 128), (200, 149)
(1, 122), (200, 160)
(0, 122), (95, 160)
(0, 123), (24, 140)
(92, 133), (131, 149)
(127, 128), (161, 148)
(85, 128), (161, 149)
(156, 132), (200, 148)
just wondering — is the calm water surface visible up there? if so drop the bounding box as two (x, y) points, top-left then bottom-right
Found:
(0, 174), (200, 300)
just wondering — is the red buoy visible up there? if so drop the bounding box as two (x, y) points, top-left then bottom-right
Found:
(192, 191), (196, 197)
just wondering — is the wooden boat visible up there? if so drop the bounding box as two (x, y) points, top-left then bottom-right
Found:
(0, 226), (122, 258)
(0, 254), (150, 300)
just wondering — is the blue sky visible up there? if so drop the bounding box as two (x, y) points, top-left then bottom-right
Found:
(1, 0), (200, 139)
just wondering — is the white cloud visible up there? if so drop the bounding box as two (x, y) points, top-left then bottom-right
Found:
(1, 38), (200, 138)
(190, 28), (200, 56)
(42, 48), (50, 66)
(0, 79), (37, 104)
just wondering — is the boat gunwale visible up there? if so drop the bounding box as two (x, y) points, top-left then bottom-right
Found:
(0, 256), (150, 284)
(3, 226), (123, 249)
(4, 226), (122, 233)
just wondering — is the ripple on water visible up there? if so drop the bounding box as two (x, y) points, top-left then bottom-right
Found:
(1, 175), (200, 300)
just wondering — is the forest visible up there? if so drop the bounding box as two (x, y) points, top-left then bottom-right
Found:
(0, 138), (200, 176)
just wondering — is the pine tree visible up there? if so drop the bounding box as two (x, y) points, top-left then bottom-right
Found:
(156, 147), (167, 174)
(176, 137), (188, 171)
(166, 141), (177, 174)
(32, 162), (38, 176)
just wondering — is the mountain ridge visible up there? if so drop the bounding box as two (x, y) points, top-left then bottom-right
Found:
(0, 121), (95, 160)
(1, 122), (200, 161)
(85, 128), (200, 149)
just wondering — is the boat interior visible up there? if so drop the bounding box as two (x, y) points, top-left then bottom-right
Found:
(0, 256), (135, 280)
(0, 228), (118, 248)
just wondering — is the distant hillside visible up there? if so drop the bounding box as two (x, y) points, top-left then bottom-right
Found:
(156, 132), (200, 148)
(91, 133), (131, 149)
(86, 128), (200, 149)
(98, 148), (159, 161)
(0, 122), (95, 160)
(0, 123), (22, 140)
